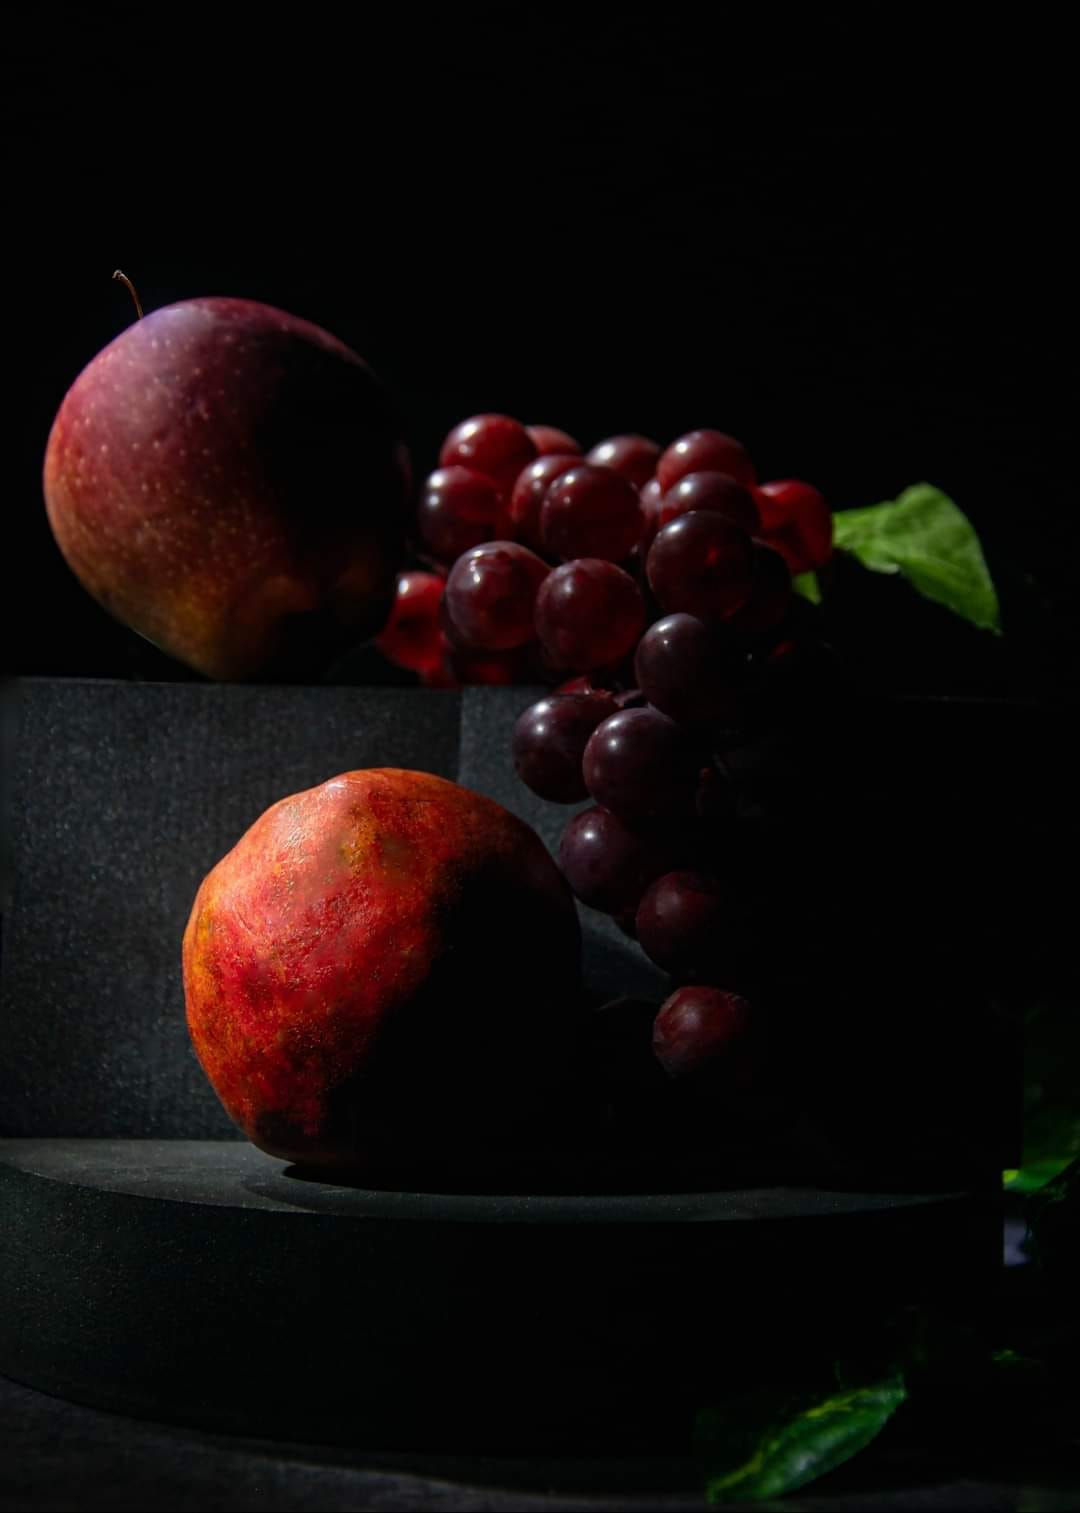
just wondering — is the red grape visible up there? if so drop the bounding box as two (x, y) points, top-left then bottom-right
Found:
(658, 470), (760, 534)
(585, 434), (661, 489)
(652, 987), (753, 1080)
(634, 612), (744, 727)
(582, 705), (703, 823)
(727, 543), (793, 636)
(555, 673), (596, 695)
(375, 571), (445, 673)
(508, 453), (581, 553)
(534, 559), (646, 671)
(417, 467), (499, 563)
(439, 414), (538, 501)
(449, 647), (523, 685)
(512, 692), (619, 802)
(527, 424), (582, 456)
(558, 806), (682, 914)
(638, 476), (664, 556)
(754, 480), (834, 575)
(635, 871), (733, 974)
(417, 656), (459, 689)
(657, 430), (756, 492)
(437, 592), (468, 650)
(541, 465), (642, 563)
(427, 630), (540, 685)
(646, 511), (754, 621)
(443, 541), (549, 651)
(554, 666), (631, 695)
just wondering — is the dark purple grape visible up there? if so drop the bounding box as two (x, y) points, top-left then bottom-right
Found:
(582, 705), (703, 823)
(533, 558), (645, 670)
(658, 470), (759, 534)
(527, 424), (582, 457)
(646, 511), (754, 621)
(652, 987), (754, 1080)
(657, 430), (756, 492)
(417, 467), (499, 562)
(555, 673), (599, 695)
(727, 544), (793, 637)
(541, 464), (642, 562)
(439, 414), (537, 502)
(511, 692), (619, 803)
(556, 667), (634, 696)
(635, 871), (733, 974)
(437, 590), (467, 650)
(443, 541), (549, 651)
(638, 476), (664, 556)
(584, 434), (661, 489)
(558, 806), (682, 914)
(508, 453), (581, 553)
(634, 612), (744, 728)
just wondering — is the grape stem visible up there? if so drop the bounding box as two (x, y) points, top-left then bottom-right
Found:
(112, 269), (144, 319)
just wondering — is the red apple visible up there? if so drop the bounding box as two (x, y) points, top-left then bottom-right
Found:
(43, 297), (410, 679)
(183, 768), (582, 1174)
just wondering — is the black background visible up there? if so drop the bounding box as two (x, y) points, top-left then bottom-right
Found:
(3, 6), (1073, 689)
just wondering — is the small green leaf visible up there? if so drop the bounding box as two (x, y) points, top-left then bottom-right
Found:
(833, 484), (1001, 632)
(793, 571), (822, 604)
(1004, 1159), (1073, 1194)
(700, 1377), (906, 1502)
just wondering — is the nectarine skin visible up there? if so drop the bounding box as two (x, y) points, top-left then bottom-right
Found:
(44, 298), (409, 680)
(183, 769), (582, 1173)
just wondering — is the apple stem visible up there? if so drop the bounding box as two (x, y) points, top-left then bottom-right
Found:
(112, 269), (144, 320)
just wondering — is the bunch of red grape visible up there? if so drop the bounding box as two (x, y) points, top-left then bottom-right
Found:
(376, 414), (832, 687)
(377, 412), (837, 1092)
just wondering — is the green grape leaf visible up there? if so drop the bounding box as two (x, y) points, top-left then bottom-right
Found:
(1004, 1160), (1074, 1194)
(833, 484), (1001, 633)
(793, 571), (822, 604)
(699, 1377), (906, 1502)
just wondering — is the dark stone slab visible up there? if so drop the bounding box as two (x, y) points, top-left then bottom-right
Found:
(10, 1369), (1077, 1513)
(8, 1371), (1078, 1513)
(0, 1372), (710, 1511)
(0, 1139), (1000, 1456)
